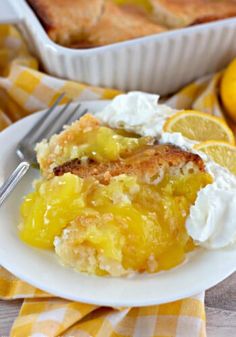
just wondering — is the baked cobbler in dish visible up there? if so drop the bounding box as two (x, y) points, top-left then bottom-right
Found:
(27, 0), (236, 48)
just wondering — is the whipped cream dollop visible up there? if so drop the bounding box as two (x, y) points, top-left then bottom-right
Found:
(96, 91), (177, 137)
(187, 162), (236, 248)
(96, 91), (236, 249)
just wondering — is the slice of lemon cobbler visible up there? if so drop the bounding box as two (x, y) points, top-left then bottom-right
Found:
(19, 114), (212, 276)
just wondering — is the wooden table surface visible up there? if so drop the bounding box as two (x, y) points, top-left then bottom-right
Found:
(1, 272), (236, 336)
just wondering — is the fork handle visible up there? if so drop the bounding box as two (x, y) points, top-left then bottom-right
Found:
(0, 161), (30, 206)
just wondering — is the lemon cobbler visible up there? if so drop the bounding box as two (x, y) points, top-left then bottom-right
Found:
(19, 113), (212, 276)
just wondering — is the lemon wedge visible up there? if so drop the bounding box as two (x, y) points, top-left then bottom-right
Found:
(221, 59), (236, 122)
(163, 110), (235, 144)
(194, 141), (236, 175)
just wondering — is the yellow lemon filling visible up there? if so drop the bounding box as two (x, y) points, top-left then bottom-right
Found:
(37, 119), (152, 177)
(20, 171), (212, 276)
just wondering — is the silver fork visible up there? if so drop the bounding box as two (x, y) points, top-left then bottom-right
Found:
(0, 93), (88, 206)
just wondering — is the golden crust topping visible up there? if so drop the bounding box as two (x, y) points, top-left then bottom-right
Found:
(53, 143), (205, 184)
(27, 0), (104, 46)
(150, 0), (236, 28)
(28, 0), (165, 47)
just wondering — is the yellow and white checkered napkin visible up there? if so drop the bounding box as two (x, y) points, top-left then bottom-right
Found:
(0, 24), (232, 337)
(0, 269), (206, 337)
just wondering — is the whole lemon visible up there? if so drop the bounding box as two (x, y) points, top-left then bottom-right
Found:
(221, 58), (236, 122)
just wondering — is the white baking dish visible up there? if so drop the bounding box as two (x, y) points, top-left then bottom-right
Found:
(2, 0), (236, 95)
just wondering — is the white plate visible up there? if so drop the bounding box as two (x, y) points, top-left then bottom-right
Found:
(0, 101), (236, 307)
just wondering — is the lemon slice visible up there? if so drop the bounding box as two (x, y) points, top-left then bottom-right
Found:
(163, 110), (235, 144)
(194, 141), (236, 175)
(221, 59), (236, 122)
